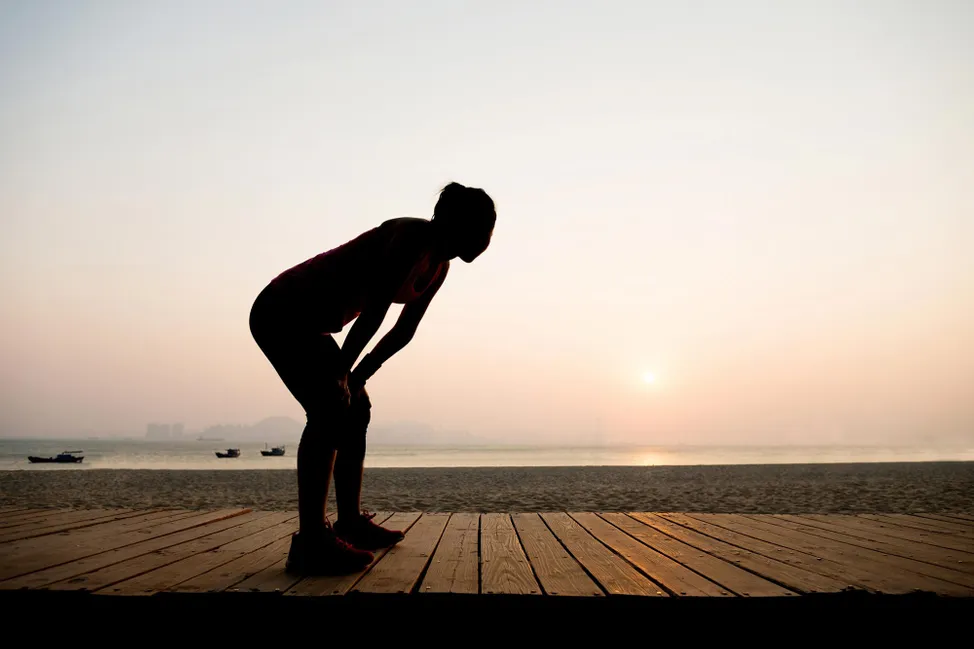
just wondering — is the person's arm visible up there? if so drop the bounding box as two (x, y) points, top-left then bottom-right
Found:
(336, 224), (422, 378)
(337, 301), (392, 379)
(349, 261), (450, 389)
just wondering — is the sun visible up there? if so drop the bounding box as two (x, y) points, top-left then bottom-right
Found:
(642, 371), (657, 384)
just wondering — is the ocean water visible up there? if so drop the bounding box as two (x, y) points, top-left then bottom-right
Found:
(1, 438), (972, 470)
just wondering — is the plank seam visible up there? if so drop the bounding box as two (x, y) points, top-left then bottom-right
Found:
(744, 514), (974, 579)
(409, 513), (451, 595)
(537, 512), (609, 597)
(629, 514), (803, 595)
(160, 514), (299, 593)
(858, 514), (974, 538)
(594, 512), (740, 596)
(0, 509), (151, 542)
(912, 513), (974, 528)
(42, 511), (275, 592)
(477, 513), (483, 595)
(86, 512), (286, 594)
(566, 512), (673, 596)
(0, 509), (254, 584)
(509, 513), (549, 596)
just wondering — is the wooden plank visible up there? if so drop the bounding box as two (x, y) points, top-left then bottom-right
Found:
(0, 509), (66, 528)
(759, 515), (974, 578)
(232, 555), (300, 594)
(678, 514), (887, 592)
(914, 513), (974, 529)
(173, 532), (294, 593)
(511, 513), (601, 597)
(36, 511), (272, 591)
(601, 513), (792, 597)
(0, 506), (33, 516)
(354, 513), (449, 594)
(940, 513), (974, 523)
(419, 513), (479, 594)
(128, 509), (213, 530)
(860, 514), (974, 538)
(0, 509), (250, 584)
(0, 509), (142, 542)
(0, 508), (120, 529)
(796, 514), (974, 556)
(105, 513), (298, 595)
(0, 509), (134, 542)
(683, 514), (972, 596)
(541, 513), (664, 596)
(285, 512), (422, 596)
(631, 513), (844, 594)
(480, 513), (539, 595)
(570, 512), (729, 597)
(53, 511), (280, 593)
(0, 507), (35, 520)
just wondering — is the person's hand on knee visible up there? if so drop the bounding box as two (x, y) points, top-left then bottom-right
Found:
(347, 385), (371, 429)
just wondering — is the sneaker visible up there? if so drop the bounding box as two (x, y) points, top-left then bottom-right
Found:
(285, 527), (374, 575)
(334, 511), (405, 551)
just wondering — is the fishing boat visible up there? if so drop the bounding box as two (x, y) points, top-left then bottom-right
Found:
(260, 444), (286, 457)
(215, 448), (241, 458)
(28, 450), (84, 464)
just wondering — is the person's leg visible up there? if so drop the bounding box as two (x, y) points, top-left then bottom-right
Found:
(256, 332), (345, 537)
(250, 302), (372, 573)
(297, 410), (337, 537)
(334, 389), (370, 522)
(333, 388), (405, 550)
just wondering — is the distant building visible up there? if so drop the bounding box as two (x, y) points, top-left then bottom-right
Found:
(146, 423), (171, 440)
(171, 423), (184, 439)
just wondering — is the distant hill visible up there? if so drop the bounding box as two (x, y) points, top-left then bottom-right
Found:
(197, 417), (491, 446)
(198, 416), (304, 442)
(367, 421), (492, 446)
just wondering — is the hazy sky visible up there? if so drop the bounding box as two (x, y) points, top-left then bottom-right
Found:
(2, 1), (972, 445)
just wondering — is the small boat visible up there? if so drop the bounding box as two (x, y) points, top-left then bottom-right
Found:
(260, 444), (286, 457)
(28, 451), (84, 464)
(215, 448), (240, 458)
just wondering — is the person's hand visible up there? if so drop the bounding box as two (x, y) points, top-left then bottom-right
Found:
(347, 368), (366, 395)
(347, 382), (371, 429)
(351, 382), (369, 403)
(333, 372), (352, 407)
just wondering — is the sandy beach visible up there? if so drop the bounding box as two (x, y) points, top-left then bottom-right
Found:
(2, 462), (972, 513)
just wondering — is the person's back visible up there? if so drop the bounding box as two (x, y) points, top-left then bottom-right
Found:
(262, 217), (432, 334)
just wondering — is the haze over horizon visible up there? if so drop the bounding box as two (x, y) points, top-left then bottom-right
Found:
(2, 1), (972, 448)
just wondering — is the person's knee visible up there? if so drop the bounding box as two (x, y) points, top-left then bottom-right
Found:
(303, 404), (345, 447)
(347, 392), (372, 430)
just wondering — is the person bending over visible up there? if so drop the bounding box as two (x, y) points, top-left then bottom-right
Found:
(249, 182), (495, 574)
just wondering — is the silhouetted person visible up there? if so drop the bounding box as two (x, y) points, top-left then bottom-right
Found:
(249, 182), (495, 574)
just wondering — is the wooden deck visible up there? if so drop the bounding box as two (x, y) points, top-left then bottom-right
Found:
(1, 506), (972, 631)
(1, 506), (972, 598)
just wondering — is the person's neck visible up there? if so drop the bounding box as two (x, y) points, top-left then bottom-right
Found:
(428, 220), (455, 262)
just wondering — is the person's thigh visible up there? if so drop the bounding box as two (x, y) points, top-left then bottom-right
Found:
(256, 330), (347, 417)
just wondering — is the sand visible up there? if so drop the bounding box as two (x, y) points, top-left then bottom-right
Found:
(2, 462), (972, 513)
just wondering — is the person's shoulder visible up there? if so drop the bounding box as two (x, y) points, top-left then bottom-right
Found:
(378, 217), (431, 233)
(376, 217), (431, 247)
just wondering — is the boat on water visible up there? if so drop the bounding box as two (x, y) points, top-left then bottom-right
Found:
(260, 444), (286, 457)
(28, 451), (84, 464)
(215, 448), (241, 458)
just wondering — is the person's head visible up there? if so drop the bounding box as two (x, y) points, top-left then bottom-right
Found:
(431, 182), (495, 262)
